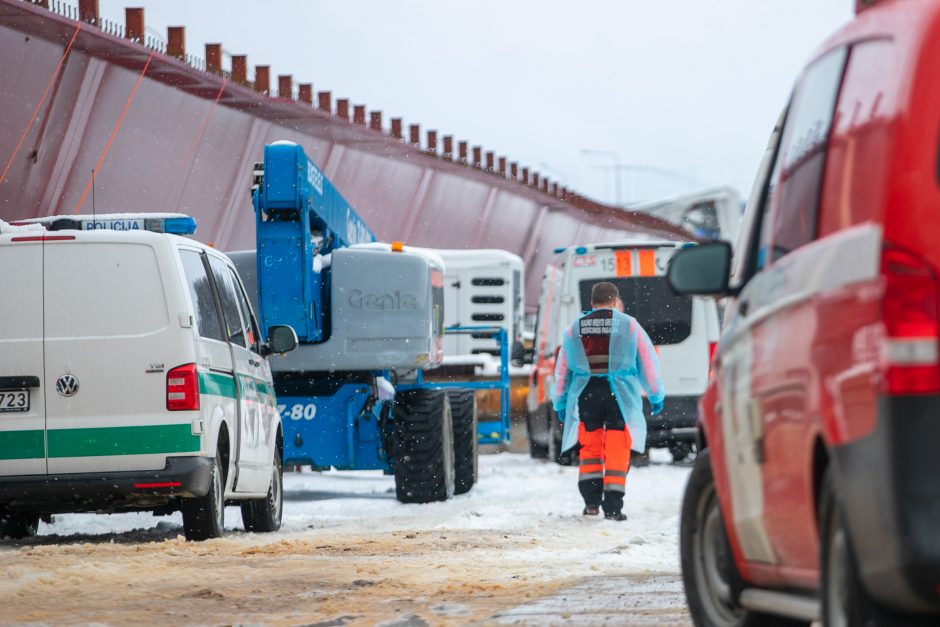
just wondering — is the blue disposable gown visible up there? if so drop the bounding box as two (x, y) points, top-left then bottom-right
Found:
(551, 309), (665, 453)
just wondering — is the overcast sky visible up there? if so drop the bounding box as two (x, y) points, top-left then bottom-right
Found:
(99, 0), (853, 205)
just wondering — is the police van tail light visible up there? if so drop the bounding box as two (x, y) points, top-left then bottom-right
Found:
(167, 363), (200, 411)
(881, 245), (940, 395)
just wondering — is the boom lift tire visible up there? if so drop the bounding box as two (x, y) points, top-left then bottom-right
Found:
(182, 450), (225, 541)
(241, 442), (284, 533)
(0, 509), (39, 540)
(394, 389), (455, 504)
(448, 389), (478, 495)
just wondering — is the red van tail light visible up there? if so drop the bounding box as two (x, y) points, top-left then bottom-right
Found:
(881, 246), (940, 395)
(167, 363), (200, 411)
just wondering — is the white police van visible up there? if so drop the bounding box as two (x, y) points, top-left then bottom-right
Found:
(0, 214), (296, 541)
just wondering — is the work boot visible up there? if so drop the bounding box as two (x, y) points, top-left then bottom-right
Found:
(604, 511), (627, 521)
(582, 506), (600, 516)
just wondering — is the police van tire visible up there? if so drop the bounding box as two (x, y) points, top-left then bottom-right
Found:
(681, 448), (796, 627)
(0, 510), (39, 540)
(182, 451), (225, 541)
(241, 445), (284, 533)
(394, 389), (455, 504)
(448, 390), (478, 495)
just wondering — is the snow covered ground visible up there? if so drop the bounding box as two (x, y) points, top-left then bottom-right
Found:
(5, 451), (693, 624)
(37, 450), (690, 576)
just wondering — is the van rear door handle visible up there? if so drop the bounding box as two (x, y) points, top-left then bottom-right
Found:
(738, 300), (749, 317)
(0, 376), (40, 389)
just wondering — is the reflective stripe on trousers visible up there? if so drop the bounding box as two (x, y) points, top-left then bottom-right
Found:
(578, 423), (632, 505)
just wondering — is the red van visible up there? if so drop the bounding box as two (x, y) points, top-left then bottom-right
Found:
(667, 1), (940, 625)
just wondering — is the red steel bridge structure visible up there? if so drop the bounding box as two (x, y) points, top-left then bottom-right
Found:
(0, 0), (688, 309)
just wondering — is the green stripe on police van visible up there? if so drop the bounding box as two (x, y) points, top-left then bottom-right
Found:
(236, 374), (276, 401)
(255, 381), (274, 398)
(0, 429), (44, 460)
(199, 371), (236, 398)
(47, 424), (200, 458)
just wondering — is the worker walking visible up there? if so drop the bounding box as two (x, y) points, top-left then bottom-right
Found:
(551, 282), (664, 520)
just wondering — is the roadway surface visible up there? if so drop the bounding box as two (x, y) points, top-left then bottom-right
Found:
(1, 443), (692, 625)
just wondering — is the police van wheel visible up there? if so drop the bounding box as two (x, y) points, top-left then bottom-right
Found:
(0, 510), (39, 540)
(182, 451), (225, 541)
(448, 390), (478, 495)
(241, 446), (284, 533)
(394, 389), (455, 504)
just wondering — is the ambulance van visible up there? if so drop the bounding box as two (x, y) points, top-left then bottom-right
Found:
(526, 242), (720, 463)
(0, 214), (296, 541)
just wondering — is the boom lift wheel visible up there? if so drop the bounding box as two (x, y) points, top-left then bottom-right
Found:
(393, 389), (455, 504)
(448, 389), (478, 495)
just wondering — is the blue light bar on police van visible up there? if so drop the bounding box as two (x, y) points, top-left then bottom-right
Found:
(154, 216), (197, 234)
(13, 213), (197, 235)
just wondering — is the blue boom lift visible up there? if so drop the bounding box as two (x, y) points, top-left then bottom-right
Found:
(231, 141), (510, 503)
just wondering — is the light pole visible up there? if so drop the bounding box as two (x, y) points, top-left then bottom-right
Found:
(580, 149), (623, 206)
(590, 164), (707, 205)
(537, 162), (571, 186)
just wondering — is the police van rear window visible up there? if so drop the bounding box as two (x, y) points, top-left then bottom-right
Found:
(44, 243), (168, 338)
(579, 277), (692, 345)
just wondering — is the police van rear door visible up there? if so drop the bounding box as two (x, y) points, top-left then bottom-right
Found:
(0, 234), (46, 476)
(43, 231), (198, 474)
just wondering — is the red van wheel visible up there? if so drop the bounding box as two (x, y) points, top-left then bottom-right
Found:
(818, 468), (914, 627)
(681, 448), (797, 627)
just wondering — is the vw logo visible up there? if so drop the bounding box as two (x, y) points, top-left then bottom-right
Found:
(56, 374), (79, 397)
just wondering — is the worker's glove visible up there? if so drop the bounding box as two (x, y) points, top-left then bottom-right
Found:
(556, 407), (566, 424)
(650, 399), (664, 416)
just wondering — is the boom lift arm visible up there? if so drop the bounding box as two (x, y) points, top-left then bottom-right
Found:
(251, 141), (375, 343)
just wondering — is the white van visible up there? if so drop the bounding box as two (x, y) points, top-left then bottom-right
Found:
(526, 241), (720, 463)
(0, 215), (296, 541)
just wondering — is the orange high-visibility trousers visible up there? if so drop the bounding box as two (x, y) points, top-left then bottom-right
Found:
(577, 378), (632, 516)
(578, 423), (632, 511)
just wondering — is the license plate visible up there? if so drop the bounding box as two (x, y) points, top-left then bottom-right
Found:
(0, 390), (29, 413)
